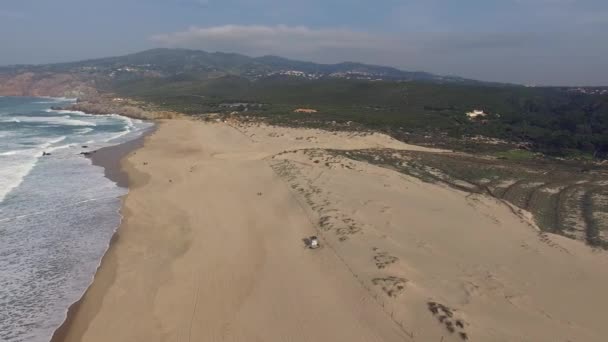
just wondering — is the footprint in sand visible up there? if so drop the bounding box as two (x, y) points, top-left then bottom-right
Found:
(427, 301), (469, 340)
(372, 276), (408, 298)
(372, 248), (399, 269)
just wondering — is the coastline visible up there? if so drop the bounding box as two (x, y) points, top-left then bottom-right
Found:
(88, 125), (156, 188)
(49, 126), (155, 342)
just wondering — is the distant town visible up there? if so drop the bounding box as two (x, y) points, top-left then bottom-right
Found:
(567, 87), (608, 96)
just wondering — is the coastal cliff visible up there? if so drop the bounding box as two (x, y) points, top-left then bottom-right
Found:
(64, 99), (180, 120)
(0, 71), (177, 120)
(0, 72), (98, 98)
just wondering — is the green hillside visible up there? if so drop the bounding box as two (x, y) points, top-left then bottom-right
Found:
(0, 48), (487, 84)
(111, 75), (608, 158)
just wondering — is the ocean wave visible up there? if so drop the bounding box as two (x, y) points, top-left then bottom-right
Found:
(0, 161), (125, 342)
(47, 144), (76, 153)
(72, 111), (131, 122)
(105, 127), (131, 142)
(3, 115), (97, 127)
(61, 111), (141, 129)
(74, 128), (94, 134)
(0, 96), (154, 341)
(70, 111), (138, 134)
(44, 109), (87, 115)
(1, 117), (21, 123)
(122, 116), (135, 129)
(0, 136), (66, 202)
(40, 136), (68, 149)
(0, 196), (121, 223)
(38, 96), (78, 103)
(0, 155), (39, 203)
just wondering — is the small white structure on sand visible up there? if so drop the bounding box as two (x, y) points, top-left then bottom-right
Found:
(294, 108), (318, 114)
(310, 236), (319, 249)
(466, 110), (488, 119)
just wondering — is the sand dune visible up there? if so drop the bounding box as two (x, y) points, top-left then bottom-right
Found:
(58, 119), (608, 342)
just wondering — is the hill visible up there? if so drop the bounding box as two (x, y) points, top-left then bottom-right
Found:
(0, 48), (489, 84)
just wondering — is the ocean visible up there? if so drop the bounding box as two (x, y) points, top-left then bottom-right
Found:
(0, 97), (152, 342)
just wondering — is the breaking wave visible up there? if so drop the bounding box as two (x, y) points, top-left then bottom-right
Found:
(0, 96), (153, 342)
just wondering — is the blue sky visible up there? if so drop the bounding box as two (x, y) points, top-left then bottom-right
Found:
(1, 0), (607, 85)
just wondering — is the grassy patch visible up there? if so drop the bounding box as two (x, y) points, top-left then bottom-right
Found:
(495, 149), (537, 161)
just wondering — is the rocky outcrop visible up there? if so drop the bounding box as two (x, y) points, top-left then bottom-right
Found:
(0, 72), (97, 98)
(0, 71), (177, 120)
(65, 99), (179, 120)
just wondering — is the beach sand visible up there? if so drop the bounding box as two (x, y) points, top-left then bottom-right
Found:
(54, 119), (608, 342)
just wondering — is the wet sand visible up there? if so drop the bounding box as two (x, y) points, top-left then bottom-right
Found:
(88, 127), (154, 188)
(51, 128), (154, 342)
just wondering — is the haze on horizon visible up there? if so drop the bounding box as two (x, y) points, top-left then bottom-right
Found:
(1, 0), (607, 86)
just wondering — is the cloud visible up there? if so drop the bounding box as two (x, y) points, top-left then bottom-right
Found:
(149, 24), (548, 58)
(427, 32), (548, 52)
(150, 25), (395, 57)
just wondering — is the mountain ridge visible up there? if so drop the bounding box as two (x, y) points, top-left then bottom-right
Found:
(0, 48), (496, 85)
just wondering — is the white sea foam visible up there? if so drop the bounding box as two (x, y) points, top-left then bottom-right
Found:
(74, 127), (94, 134)
(123, 116), (135, 128)
(33, 97), (77, 105)
(0, 131), (14, 139)
(42, 136), (68, 147)
(34, 101), (61, 104)
(0, 156), (126, 342)
(1, 96), (154, 342)
(0, 136), (66, 202)
(0, 156), (39, 202)
(105, 128), (131, 142)
(38, 96), (78, 102)
(45, 108), (87, 115)
(47, 143), (76, 153)
(2, 115), (97, 126)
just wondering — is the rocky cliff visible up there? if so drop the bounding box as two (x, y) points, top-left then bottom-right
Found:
(0, 71), (176, 120)
(0, 72), (98, 98)
(65, 100), (179, 120)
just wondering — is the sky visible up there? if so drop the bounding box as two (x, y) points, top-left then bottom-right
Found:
(0, 0), (607, 85)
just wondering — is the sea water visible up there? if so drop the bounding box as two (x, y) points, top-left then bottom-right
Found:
(0, 97), (152, 342)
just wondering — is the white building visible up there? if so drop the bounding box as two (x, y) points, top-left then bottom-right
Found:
(466, 110), (488, 119)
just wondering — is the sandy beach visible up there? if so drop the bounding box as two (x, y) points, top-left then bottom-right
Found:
(54, 118), (608, 342)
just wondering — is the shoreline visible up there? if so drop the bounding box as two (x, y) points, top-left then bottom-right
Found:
(88, 125), (156, 188)
(49, 126), (155, 342)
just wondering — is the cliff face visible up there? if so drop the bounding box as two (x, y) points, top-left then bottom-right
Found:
(65, 100), (179, 120)
(0, 72), (98, 98)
